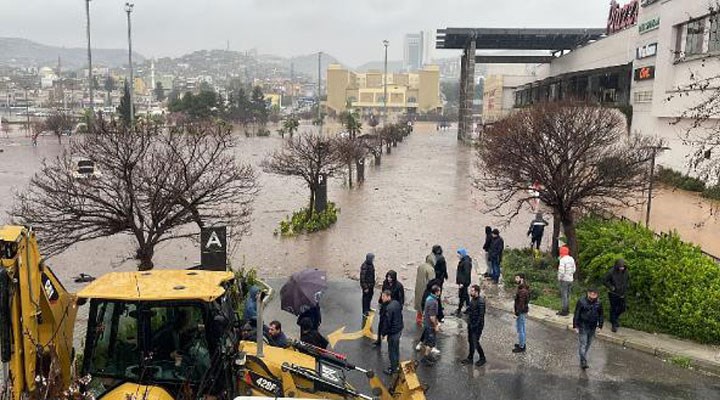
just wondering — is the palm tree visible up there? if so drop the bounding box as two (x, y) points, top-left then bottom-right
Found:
(279, 114), (300, 138)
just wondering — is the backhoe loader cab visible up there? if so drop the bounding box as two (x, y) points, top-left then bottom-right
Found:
(77, 270), (243, 399)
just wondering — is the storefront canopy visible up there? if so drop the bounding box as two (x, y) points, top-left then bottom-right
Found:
(436, 28), (606, 51)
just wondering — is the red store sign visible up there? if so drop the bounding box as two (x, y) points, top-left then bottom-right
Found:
(634, 65), (656, 81)
(607, 0), (640, 35)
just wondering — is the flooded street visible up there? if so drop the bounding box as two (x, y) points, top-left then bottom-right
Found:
(0, 123), (533, 292)
(2, 123), (719, 294)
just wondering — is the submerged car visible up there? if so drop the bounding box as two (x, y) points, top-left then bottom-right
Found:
(71, 157), (102, 179)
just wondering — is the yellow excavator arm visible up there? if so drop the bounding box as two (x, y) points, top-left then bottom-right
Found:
(0, 226), (78, 400)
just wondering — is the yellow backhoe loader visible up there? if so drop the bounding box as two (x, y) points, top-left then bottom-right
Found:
(0, 226), (426, 400)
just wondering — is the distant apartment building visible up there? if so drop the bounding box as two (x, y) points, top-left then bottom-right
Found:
(326, 64), (441, 116)
(482, 64), (536, 123)
(422, 30), (435, 65)
(403, 33), (423, 72)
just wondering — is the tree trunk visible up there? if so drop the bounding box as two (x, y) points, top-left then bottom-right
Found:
(386, 142), (391, 154)
(551, 211), (561, 257)
(308, 188), (316, 218)
(392, 139), (398, 147)
(356, 159), (365, 182)
(561, 212), (579, 261)
(374, 153), (381, 166)
(347, 163), (353, 188)
(136, 245), (155, 271)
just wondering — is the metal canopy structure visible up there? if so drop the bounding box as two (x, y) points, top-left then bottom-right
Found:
(436, 28), (606, 51)
(474, 55), (556, 64)
(437, 27), (606, 141)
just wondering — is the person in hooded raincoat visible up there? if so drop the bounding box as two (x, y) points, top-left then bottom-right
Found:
(415, 254), (435, 325)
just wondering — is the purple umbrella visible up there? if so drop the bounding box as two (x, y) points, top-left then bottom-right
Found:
(280, 268), (327, 316)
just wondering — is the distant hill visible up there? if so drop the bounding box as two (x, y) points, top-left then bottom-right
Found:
(285, 53), (345, 79)
(0, 37), (145, 69)
(355, 60), (404, 73)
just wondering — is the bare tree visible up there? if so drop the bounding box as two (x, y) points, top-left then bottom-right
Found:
(12, 119), (258, 270)
(335, 135), (368, 187)
(475, 103), (657, 256)
(43, 111), (75, 143)
(262, 133), (344, 216)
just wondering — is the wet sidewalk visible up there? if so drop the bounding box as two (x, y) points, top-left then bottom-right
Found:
(480, 281), (720, 376)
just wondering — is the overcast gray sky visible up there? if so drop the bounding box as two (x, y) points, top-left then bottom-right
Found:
(2, 0), (610, 66)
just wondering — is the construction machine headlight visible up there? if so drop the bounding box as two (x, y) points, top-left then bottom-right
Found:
(235, 352), (247, 366)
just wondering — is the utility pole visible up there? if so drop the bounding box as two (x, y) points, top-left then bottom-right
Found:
(644, 145), (670, 227)
(125, 2), (135, 125)
(383, 40), (389, 124)
(317, 51), (322, 129)
(85, 0), (94, 132)
(24, 88), (30, 138)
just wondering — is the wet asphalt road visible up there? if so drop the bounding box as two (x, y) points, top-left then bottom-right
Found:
(263, 279), (720, 400)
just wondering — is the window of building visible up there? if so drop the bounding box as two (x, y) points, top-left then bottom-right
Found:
(633, 90), (653, 103)
(709, 14), (720, 52)
(685, 19), (706, 56)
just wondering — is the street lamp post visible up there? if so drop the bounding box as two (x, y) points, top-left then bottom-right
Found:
(125, 2), (135, 125)
(383, 40), (389, 124)
(317, 51), (322, 130)
(85, 0), (94, 131)
(644, 145), (670, 227)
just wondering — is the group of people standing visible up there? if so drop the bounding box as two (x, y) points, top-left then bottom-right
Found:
(357, 216), (632, 374)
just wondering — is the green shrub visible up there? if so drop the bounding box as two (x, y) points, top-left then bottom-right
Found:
(275, 202), (339, 236)
(655, 166), (706, 192)
(701, 185), (720, 201)
(576, 216), (720, 344)
(502, 217), (720, 344)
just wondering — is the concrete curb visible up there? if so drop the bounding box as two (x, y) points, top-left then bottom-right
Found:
(486, 301), (720, 376)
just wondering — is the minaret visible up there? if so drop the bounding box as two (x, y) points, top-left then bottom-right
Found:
(150, 59), (156, 93)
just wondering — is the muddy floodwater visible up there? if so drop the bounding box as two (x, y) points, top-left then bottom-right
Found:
(0, 123), (538, 291)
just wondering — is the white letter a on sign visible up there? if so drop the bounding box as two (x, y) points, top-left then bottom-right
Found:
(206, 231), (223, 249)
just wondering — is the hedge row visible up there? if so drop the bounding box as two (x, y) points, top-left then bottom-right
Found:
(655, 166), (720, 200)
(576, 216), (720, 344)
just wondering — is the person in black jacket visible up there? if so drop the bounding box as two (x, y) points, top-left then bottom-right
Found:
(461, 284), (486, 366)
(573, 288), (604, 369)
(296, 304), (321, 331)
(431, 245), (448, 285)
(603, 259), (629, 332)
(489, 229), (505, 284)
(299, 316), (329, 349)
(360, 253), (376, 317)
(374, 270), (404, 347)
(379, 290), (404, 375)
(455, 248), (473, 316)
(527, 213), (549, 250)
(482, 226), (493, 278)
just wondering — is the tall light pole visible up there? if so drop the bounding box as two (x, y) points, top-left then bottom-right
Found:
(643, 145), (670, 227)
(317, 51), (322, 128)
(383, 40), (389, 123)
(85, 0), (94, 129)
(125, 2), (135, 125)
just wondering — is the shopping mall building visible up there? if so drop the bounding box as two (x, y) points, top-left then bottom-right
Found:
(440, 0), (720, 174)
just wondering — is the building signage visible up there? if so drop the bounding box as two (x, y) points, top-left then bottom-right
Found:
(640, 0), (660, 6)
(607, 0), (640, 35)
(636, 43), (658, 59)
(639, 17), (661, 34)
(634, 65), (656, 81)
